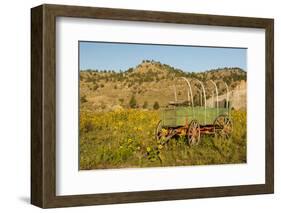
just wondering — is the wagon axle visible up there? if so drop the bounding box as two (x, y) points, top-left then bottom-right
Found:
(155, 114), (233, 146)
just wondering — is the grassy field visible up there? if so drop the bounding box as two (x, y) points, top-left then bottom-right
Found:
(79, 109), (246, 170)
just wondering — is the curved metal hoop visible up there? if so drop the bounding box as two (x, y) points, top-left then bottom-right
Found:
(173, 77), (194, 116)
(206, 80), (219, 115)
(215, 80), (230, 114)
(191, 78), (207, 124)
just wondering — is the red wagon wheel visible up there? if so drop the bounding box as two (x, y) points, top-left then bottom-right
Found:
(187, 120), (201, 146)
(155, 120), (164, 142)
(155, 120), (176, 144)
(213, 115), (233, 139)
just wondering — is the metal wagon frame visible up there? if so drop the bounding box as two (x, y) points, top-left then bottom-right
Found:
(155, 77), (233, 146)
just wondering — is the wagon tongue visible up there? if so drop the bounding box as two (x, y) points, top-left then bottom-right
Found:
(168, 100), (188, 106)
(163, 130), (177, 143)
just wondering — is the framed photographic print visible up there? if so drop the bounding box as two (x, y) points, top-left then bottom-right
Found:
(31, 4), (274, 208)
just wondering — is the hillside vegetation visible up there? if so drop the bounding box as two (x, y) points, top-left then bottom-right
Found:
(80, 60), (246, 112)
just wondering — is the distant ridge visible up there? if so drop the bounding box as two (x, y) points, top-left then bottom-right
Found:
(80, 60), (246, 111)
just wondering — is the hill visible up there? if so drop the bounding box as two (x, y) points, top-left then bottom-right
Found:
(80, 60), (246, 112)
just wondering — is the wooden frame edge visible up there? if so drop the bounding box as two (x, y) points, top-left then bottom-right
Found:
(31, 5), (44, 207)
(265, 19), (274, 194)
(31, 4), (274, 208)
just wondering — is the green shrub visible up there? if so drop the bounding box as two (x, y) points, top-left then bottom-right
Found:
(153, 101), (160, 110)
(81, 95), (87, 103)
(143, 101), (148, 109)
(129, 95), (137, 108)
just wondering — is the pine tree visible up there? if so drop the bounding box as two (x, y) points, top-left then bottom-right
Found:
(143, 101), (148, 109)
(153, 101), (160, 110)
(129, 95), (137, 108)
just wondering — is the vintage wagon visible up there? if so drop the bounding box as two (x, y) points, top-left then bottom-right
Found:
(155, 77), (233, 145)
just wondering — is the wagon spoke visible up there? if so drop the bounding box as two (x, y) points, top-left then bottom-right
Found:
(187, 120), (201, 146)
(214, 115), (232, 139)
(218, 118), (225, 127)
(225, 117), (231, 126)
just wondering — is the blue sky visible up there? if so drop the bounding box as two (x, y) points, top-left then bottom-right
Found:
(79, 41), (247, 72)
